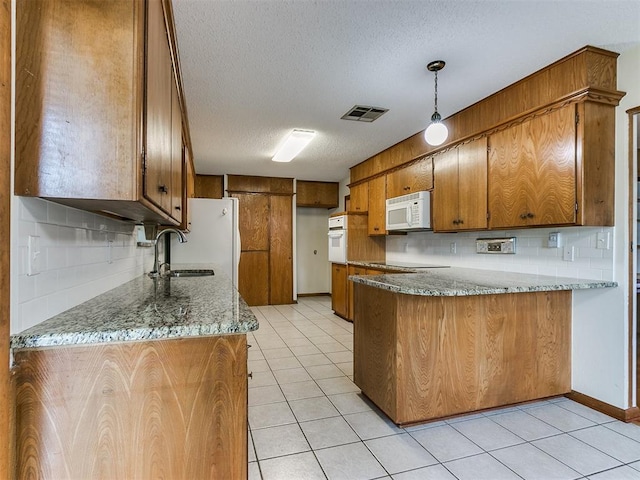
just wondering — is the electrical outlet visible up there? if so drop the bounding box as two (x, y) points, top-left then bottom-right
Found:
(27, 235), (41, 276)
(563, 245), (575, 262)
(450, 242), (457, 254)
(596, 232), (610, 250)
(548, 232), (561, 248)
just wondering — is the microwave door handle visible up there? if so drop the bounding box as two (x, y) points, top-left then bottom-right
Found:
(406, 206), (412, 227)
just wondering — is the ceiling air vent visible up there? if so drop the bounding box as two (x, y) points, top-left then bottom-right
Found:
(341, 105), (388, 122)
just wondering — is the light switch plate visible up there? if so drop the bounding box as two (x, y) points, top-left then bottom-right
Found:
(563, 245), (575, 262)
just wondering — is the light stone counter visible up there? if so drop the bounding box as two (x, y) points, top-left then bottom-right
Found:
(11, 265), (258, 349)
(350, 266), (617, 296)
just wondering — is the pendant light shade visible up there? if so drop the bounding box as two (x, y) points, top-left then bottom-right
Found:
(424, 60), (448, 146)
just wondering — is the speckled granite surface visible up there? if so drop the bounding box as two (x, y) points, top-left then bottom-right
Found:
(348, 261), (449, 272)
(350, 267), (617, 296)
(11, 265), (258, 349)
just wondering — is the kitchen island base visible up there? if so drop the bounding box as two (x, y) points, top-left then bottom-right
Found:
(353, 284), (571, 425)
(13, 335), (247, 479)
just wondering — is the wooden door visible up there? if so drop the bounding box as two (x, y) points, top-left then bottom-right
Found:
(386, 158), (433, 199)
(239, 251), (269, 306)
(269, 195), (293, 305)
(457, 138), (488, 230)
(489, 105), (576, 228)
(144, 0), (173, 214)
(432, 149), (460, 231)
(349, 183), (369, 212)
(234, 193), (270, 305)
(368, 176), (386, 235)
(170, 79), (183, 222)
(331, 263), (348, 318)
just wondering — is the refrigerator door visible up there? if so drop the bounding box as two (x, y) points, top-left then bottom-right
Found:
(170, 198), (240, 287)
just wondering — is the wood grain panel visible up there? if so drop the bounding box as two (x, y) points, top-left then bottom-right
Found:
(457, 137), (488, 230)
(228, 175), (293, 194)
(145, 0), (173, 214)
(269, 195), (293, 305)
(354, 284), (571, 425)
(14, 336), (248, 479)
(345, 214), (386, 262)
(296, 181), (339, 208)
(238, 251), (269, 306)
(170, 79), (183, 222)
(233, 193), (270, 251)
(15, 0), (139, 200)
(332, 264), (349, 319)
(488, 104), (576, 228)
(349, 183), (369, 213)
(0, 1), (10, 475)
(367, 176), (386, 235)
(194, 174), (224, 199)
(349, 46), (621, 184)
(347, 266), (368, 321)
(432, 149), (460, 231)
(386, 157), (433, 199)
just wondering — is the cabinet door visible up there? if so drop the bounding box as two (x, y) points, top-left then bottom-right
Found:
(348, 266), (368, 321)
(349, 183), (368, 212)
(239, 251), (269, 306)
(457, 138), (488, 230)
(170, 79), (183, 222)
(368, 176), (386, 236)
(269, 195), (293, 305)
(233, 193), (270, 251)
(297, 181), (339, 208)
(144, 0), (173, 214)
(331, 263), (348, 318)
(432, 149), (460, 231)
(489, 105), (576, 228)
(386, 158), (433, 199)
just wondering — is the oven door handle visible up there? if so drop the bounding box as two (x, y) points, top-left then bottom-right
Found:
(328, 231), (345, 238)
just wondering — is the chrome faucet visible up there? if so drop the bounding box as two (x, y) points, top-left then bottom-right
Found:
(149, 228), (187, 277)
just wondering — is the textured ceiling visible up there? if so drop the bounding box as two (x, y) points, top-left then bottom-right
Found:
(172, 0), (640, 183)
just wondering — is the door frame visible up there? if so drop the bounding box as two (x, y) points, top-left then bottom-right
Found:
(0, 0), (12, 475)
(629, 106), (640, 409)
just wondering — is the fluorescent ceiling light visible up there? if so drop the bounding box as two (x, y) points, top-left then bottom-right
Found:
(272, 129), (316, 162)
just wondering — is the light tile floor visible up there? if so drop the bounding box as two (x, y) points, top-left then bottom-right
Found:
(247, 297), (640, 480)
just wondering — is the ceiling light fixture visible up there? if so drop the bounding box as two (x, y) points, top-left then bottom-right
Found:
(424, 60), (448, 146)
(272, 129), (316, 162)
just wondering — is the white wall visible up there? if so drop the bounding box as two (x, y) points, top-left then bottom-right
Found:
(296, 208), (331, 294)
(386, 45), (640, 409)
(9, 197), (154, 334)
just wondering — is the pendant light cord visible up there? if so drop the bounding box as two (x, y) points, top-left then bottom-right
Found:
(434, 69), (438, 114)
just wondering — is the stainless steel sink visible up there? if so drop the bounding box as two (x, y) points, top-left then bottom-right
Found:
(168, 269), (215, 278)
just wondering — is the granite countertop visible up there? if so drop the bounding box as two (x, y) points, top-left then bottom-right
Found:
(348, 260), (450, 272)
(11, 265), (259, 349)
(350, 266), (617, 296)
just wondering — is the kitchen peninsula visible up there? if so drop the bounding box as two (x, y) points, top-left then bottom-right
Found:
(11, 267), (256, 479)
(351, 268), (616, 426)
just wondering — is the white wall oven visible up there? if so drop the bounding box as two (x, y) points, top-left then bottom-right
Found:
(328, 215), (347, 264)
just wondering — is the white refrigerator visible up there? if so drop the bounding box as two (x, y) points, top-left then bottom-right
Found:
(170, 198), (241, 287)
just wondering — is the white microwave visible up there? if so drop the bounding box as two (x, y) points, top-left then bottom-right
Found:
(385, 191), (432, 231)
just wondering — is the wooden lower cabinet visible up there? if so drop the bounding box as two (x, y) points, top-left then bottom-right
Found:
(13, 335), (248, 479)
(331, 263), (348, 319)
(347, 266), (369, 321)
(353, 284), (571, 425)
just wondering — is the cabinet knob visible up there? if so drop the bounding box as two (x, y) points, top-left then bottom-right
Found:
(248, 372), (253, 379)
(452, 219), (459, 225)
(374, 227), (379, 231)
(527, 212), (535, 218)
(458, 219), (464, 225)
(520, 213), (528, 220)
(158, 184), (168, 194)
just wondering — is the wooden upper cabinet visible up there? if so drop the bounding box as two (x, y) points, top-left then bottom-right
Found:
(386, 157), (433, 199)
(195, 175), (224, 199)
(169, 78), (183, 223)
(228, 175), (293, 194)
(367, 176), (386, 236)
(349, 183), (369, 213)
(296, 181), (339, 208)
(432, 138), (488, 232)
(14, 0), (190, 225)
(488, 105), (577, 229)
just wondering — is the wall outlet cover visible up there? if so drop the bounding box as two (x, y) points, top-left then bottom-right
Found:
(563, 245), (575, 262)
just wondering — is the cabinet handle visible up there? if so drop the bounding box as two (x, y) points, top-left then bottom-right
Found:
(248, 372), (253, 379)
(158, 184), (168, 194)
(527, 212), (535, 218)
(458, 219), (464, 225)
(374, 227), (379, 231)
(175, 206), (181, 210)
(520, 213), (528, 220)
(452, 219), (459, 225)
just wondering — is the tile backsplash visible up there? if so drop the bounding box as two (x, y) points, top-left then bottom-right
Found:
(386, 226), (614, 280)
(11, 197), (154, 334)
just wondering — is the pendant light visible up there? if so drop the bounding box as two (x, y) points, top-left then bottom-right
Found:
(424, 60), (448, 146)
